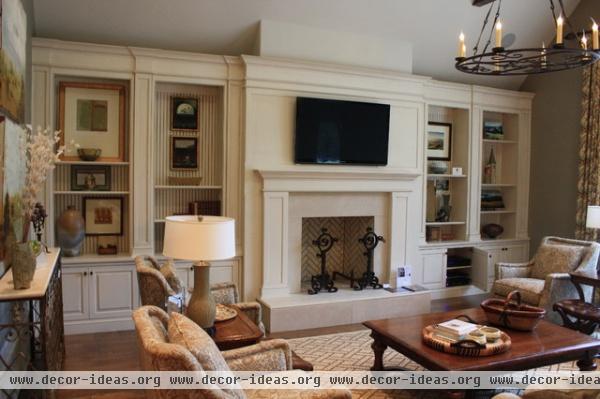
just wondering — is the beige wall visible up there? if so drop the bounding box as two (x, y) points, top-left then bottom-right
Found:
(520, 0), (600, 254)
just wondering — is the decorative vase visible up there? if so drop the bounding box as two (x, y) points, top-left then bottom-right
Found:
(56, 206), (85, 257)
(12, 242), (37, 289)
(482, 223), (504, 239)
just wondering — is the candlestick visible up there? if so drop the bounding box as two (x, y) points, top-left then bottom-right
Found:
(495, 21), (502, 48)
(458, 32), (466, 58)
(592, 19), (599, 50)
(557, 15), (564, 45)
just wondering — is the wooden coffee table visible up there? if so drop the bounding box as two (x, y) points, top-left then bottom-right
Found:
(213, 305), (314, 371)
(364, 307), (600, 372)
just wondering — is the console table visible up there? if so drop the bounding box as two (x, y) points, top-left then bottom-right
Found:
(0, 248), (64, 398)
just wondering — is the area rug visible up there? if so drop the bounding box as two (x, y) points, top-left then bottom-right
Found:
(287, 329), (595, 399)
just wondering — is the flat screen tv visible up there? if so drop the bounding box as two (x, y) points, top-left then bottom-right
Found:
(294, 97), (390, 166)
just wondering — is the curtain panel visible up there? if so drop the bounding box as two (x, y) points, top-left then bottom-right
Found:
(576, 63), (600, 241)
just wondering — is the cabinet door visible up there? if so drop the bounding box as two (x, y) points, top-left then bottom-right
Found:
(174, 264), (192, 290)
(209, 259), (240, 286)
(89, 265), (137, 319)
(421, 251), (446, 289)
(62, 266), (89, 321)
(504, 245), (528, 263)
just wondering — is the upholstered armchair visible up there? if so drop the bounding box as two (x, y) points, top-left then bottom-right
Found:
(132, 306), (351, 399)
(493, 389), (600, 399)
(491, 237), (600, 324)
(135, 256), (265, 332)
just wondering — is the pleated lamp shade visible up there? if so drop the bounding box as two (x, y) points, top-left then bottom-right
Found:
(163, 215), (235, 261)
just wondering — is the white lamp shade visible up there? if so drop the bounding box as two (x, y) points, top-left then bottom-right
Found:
(163, 216), (235, 261)
(586, 206), (600, 229)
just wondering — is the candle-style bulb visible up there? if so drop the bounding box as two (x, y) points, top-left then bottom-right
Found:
(592, 18), (599, 49)
(557, 15), (564, 45)
(495, 21), (503, 48)
(458, 32), (466, 58)
(582, 30), (588, 50)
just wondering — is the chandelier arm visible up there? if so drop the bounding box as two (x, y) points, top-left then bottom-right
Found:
(548, 0), (558, 25)
(473, 2), (495, 54)
(482, 0), (502, 54)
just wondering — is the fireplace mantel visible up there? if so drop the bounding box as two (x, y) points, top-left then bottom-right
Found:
(258, 168), (420, 192)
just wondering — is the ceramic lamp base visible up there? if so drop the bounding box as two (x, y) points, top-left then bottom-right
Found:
(186, 261), (216, 332)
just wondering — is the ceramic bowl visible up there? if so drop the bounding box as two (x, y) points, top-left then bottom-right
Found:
(481, 223), (504, 239)
(77, 148), (102, 161)
(479, 326), (501, 342)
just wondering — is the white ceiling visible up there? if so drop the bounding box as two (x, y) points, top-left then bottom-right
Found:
(32, 0), (582, 89)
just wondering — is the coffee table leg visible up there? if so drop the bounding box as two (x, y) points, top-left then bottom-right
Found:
(577, 351), (598, 371)
(370, 337), (387, 371)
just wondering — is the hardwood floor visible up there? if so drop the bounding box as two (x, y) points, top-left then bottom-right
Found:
(56, 294), (487, 398)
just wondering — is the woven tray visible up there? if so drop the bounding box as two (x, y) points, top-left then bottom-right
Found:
(422, 322), (511, 357)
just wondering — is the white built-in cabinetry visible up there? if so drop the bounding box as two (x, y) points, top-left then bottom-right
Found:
(31, 38), (534, 333)
(420, 83), (532, 297)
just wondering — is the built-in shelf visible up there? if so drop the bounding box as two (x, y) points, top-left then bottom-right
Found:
(56, 161), (130, 166)
(425, 221), (466, 226)
(427, 174), (467, 179)
(482, 139), (517, 144)
(481, 184), (516, 188)
(446, 265), (472, 270)
(480, 209), (515, 214)
(154, 185), (222, 190)
(54, 191), (130, 195)
(61, 252), (132, 265)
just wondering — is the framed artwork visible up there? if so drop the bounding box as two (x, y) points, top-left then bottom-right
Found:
(427, 122), (452, 161)
(483, 121), (504, 140)
(171, 97), (198, 131)
(0, 0), (27, 123)
(170, 136), (198, 170)
(58, 82), (126, 162)
(71, 165), (111, 191)
(83, 197), (123, 236)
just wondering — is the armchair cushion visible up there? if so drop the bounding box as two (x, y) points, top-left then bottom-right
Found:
(530, 243), (585, 280)
(160, 260), (183, 292)
(223, 339), (292, 371)
(493, 278), (545, 305)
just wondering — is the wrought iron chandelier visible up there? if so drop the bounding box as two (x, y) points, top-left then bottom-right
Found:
(455, 0), (600, 76)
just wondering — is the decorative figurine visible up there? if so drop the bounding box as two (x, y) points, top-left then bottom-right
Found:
(483, 147), (497, 184)
(307, 228), (339, 295)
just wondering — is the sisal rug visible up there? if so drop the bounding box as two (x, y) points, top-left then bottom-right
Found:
(287, 329), (595, 399)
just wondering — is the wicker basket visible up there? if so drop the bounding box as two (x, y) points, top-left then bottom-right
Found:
(481, 290), (546, 331)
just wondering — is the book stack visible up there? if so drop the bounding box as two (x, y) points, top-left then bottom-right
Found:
(433, 319), (479, 343)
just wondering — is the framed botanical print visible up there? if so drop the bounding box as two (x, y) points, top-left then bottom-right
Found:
(71, 165), (111, 191)
(58, 82), (127, 162)
(427, 122), (452, 161)
(171, 97), (198, 131)
(170, 136), (198, 170)
(83, 197), (123, 236)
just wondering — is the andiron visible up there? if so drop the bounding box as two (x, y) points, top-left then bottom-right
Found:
(354, 227), (384, 290)
(308, 228), (339, 295)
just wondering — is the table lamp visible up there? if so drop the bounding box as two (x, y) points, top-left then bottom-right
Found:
(586, 206), (600, 231)
(163, 215), (235, 333)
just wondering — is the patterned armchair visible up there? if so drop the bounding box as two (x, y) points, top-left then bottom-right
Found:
(135, 256), (265, 332)
(132, 306), (351, 399)
(491, 237), (600, 324)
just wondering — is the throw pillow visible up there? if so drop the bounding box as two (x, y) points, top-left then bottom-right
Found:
(160, 260), (183, 293)
(167, 313), (245, 399)
(530, 243), (585, 280)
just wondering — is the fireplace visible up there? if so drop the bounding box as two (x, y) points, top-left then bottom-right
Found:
(301, 216), (375, 288)
(257, 169), (431, 332)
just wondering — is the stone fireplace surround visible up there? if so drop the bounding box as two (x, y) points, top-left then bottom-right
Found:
(259, 168), (423, 296)
(257, 168), (431, 332)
